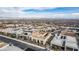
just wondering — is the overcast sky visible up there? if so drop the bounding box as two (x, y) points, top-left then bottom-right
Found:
(0, 7), (79, 19)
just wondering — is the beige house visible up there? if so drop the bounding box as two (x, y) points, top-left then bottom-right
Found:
(30, 31), (52, 45)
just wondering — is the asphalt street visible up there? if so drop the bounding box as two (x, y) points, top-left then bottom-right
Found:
(0, 36), (46, 51)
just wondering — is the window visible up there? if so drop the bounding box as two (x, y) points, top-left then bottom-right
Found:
(57, 33), (60, 36)
(63, 36), (66, 39)
(24, 36), (26, 40)
(41, 41), (43, 44)
(24, 33), (28, 35)
(61, 36), (63, 39)
(33, 39), (36, 43)
(37, 40), (39, 43)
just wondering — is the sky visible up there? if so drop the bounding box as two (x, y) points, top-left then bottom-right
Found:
(0, 7), (79, 19)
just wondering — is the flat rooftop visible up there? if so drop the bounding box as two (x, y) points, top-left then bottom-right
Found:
(65, 36), (78, 49)
(61, 30), (75, 37)
(51, 33), (79, 49)
(51, 35), (64, 47)
(31, 31), (49, 39)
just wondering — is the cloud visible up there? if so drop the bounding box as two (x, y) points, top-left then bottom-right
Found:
(23, 7), (79, 13)
(0, 7), (26, 17)
(0, 7), (79, 19)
